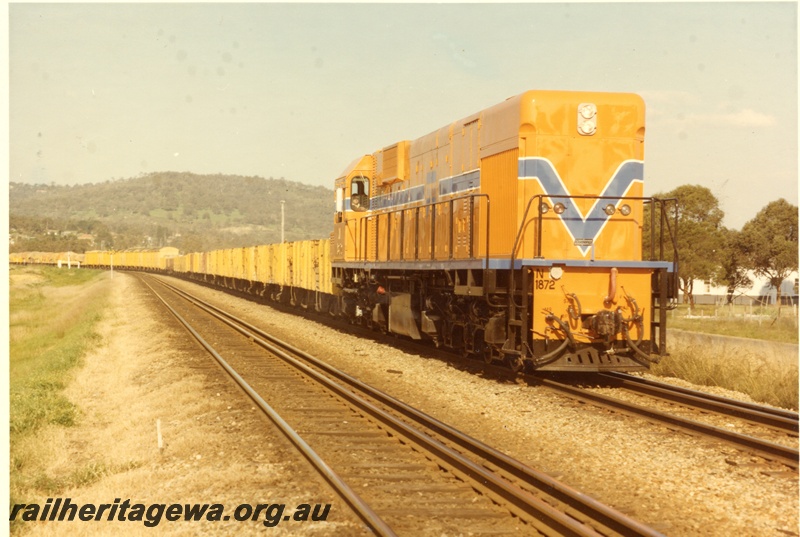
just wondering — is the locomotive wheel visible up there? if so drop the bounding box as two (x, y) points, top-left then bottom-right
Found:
(461, 342), (492, 364)
(504, 354), (524, 373)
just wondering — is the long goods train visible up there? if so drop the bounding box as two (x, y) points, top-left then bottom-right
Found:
(18, 90), (679, 373)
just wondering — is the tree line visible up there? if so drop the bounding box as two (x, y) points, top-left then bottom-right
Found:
(9, 172), (334, 253)
(647, 185), (798, 311)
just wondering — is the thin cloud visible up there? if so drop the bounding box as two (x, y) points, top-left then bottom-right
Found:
(651, 106), (777, 128)
(684, 108), (777, 127)
(640, 90), (698, 106)
(640, 90), (700, 119)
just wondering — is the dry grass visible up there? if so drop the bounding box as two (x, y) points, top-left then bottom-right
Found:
(658, 303), (799, 409)
(9, 266), (110, 529)
(652, 343), (799, 410)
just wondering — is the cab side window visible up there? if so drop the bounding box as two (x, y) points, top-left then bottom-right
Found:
(335, 187), (344, 223)
(350, 176), (370, 212)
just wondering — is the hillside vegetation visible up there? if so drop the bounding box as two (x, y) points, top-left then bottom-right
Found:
(9, 172), (333, 253)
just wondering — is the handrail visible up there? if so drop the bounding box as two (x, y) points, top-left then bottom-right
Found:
(344, 193), (491, 269)
(512, 194), (679, 269)
(504, 194), (681, 359)
(509, 194), (680, 312)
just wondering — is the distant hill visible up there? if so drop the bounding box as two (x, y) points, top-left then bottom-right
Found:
(9, 172), (333, 253)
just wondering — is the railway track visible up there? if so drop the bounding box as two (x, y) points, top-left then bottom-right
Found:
(337, 312), (800, 470)
(140, 273), (665, 537)
(153, 271), (800, 475)
(597, 371), (799, 435)
(534, 375), (799, 471)
(166, 272), (800, 472)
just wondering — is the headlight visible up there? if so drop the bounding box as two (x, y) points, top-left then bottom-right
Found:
(554, 202), (566, 214)
(577, 103), (597, 136)
(579, 103), (597, 119)
(619, 204), (632, 216)
(604, 204), (616, 216)
(539, 202), (550, 214)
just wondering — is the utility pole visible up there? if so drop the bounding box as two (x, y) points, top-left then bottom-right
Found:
(280, 201), (286, 287)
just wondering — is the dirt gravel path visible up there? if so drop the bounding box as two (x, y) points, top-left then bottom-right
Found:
(17, 272), (367, 536)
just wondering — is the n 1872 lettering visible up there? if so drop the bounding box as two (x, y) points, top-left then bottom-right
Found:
(533, 270), (555, 290)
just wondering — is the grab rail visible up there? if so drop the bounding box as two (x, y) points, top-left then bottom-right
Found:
(345, 193), (491, 268)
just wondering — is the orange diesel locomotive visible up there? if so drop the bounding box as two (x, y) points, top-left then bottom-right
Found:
(47, 90), (678, 373)
(330, 90), (677, 371)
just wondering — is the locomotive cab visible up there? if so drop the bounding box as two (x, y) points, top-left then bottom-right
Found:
(350, 176), (371, 212)
(332, 155), (375, 262)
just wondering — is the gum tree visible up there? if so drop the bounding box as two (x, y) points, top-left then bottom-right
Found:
(739, 199), (798, 316)
(713, 227), (752, 305)
(647, 185), (725, 307)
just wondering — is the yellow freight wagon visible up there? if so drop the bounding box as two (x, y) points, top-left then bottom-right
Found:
(266, 242), (291, 288)
(233, 247), (248, 281)
(158, 247), (180, 271)
(255, 244), (271, 284)
(317, 239), (332, 295)
(208, 249), (221, 278)
(245, 246), (257, 283)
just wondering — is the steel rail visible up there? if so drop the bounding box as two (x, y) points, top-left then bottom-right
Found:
(538, 377), (799, 469)
(599, 372), (799, 433)
(152, 275), (665, 537)
(139, 277), (397, 537)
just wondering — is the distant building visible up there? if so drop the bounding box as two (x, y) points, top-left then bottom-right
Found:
(754, 278), (799, 306)
(688, 271), (799, 306)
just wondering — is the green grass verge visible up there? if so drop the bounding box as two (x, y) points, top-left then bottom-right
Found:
(9, 266), (109, 521)
(668, 304), (799, 344)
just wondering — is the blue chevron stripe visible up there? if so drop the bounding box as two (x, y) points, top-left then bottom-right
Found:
(518, 157), (644, 256)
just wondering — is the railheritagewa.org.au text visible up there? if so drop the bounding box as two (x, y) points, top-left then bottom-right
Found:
(10, 498), (332, 528)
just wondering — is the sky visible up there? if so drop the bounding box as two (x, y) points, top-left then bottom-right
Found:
(5, 2), (799, 230)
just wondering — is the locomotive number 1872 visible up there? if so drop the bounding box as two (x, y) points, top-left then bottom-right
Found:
(533, 270), (555, 290)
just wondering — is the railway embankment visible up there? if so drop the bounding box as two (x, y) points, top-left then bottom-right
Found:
(668, 329), (798, 367)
